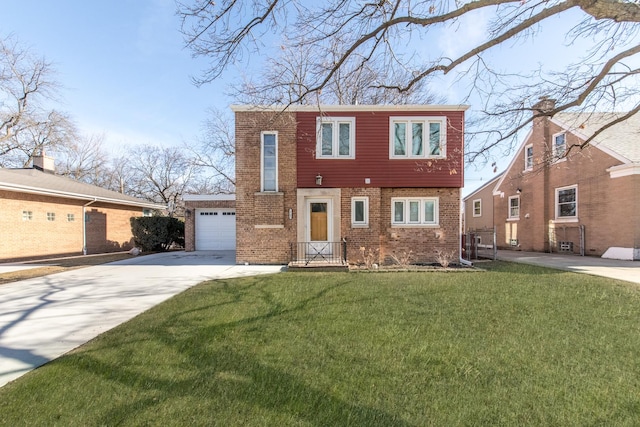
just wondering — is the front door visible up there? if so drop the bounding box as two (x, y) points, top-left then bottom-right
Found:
(307, 199), (332, 255)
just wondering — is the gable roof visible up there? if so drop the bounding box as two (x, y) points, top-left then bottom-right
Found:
(553, 112), (640, 163)
(463, 172), (504, 202)
(0, 168), (164, 209)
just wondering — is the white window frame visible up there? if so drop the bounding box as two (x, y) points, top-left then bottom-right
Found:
(67, 213), (75, 222)
(524, 144), (533, 170)
(47, 212), (56, 222)
(389, 116), (447, 159)
(555, 184), (577, 221)
(508, 195), (520, 220)
(351, 197), (369, 227)
(316, 117), (355, 159)
(553, 132), (567, 161)
(391, 197), (439, 227)
(143, 209), (153, 217)
(473, 199), (482, 217)
(261, 131), (278, 192)
(22, 210), (33, 221)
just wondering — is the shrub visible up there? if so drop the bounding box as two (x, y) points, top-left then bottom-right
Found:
(130, 216), (185, 252)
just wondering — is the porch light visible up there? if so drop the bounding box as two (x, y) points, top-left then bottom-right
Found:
(315, 173), (323, 186)
(516, 188), (522, 194)
(185, 209), (192, 218)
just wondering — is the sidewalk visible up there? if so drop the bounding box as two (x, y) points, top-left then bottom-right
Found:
(496, 250), (640, 285)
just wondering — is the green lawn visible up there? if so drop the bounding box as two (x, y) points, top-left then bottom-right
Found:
(1, 262), (640, 426)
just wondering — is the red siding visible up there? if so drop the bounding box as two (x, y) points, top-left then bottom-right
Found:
(296, 110), (464, 188)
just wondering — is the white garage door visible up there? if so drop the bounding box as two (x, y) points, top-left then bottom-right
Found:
(195, 209), (236, 250)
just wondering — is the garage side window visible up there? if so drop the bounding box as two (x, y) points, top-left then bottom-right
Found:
(261, 131), (278, 192)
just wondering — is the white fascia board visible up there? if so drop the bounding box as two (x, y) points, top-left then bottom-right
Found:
(231, 104), (470, 112)
(183, 194), (236, 201)
(607, 163), (640, 178)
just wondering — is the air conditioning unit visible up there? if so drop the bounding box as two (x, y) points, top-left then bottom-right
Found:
(510, 239), (518, 246)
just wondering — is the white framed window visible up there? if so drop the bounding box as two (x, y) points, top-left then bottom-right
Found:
(392, 197), (439, 226)
(556, 185), (577, 220)
(351, 197), (369, 227)
(47, 212), (56, 221)
(390, 117), (446, 159)
(67, 213), (75, 222)
(143, 209), (153, 217)
(473, 199), (481, 217)
(261, 131), (278, 192)
(553, 133), (566, 160)
(316, 117), (355, 159)
(508, 195), (520, 220)
(525, 144), (533, 170)
(22, 210), (33, 221)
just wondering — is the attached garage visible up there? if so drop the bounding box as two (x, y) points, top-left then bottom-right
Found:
(195, 209), (236, 250)
(183, 194), (236, 252)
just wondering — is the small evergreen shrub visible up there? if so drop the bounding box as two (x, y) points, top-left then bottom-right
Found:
(130, 216), (185, 252)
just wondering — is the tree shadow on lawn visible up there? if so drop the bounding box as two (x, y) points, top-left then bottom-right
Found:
(52, 277), (409, 426)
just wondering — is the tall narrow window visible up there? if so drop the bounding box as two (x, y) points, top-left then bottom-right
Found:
(261, 131), (278, 192)
(525, 144), (533, 170)
(508, 196), (520, 219)
(553, 133), (566, 160)
(473, 199), (481, 217)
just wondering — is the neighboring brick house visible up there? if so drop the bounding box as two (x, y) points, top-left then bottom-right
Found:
(232, 104), (469, 265)
(0, 156), (163, 261)
(492, 98), (640, 260)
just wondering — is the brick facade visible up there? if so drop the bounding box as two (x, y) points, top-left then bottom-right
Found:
(0, 190), (144, 261)
(234, 105), (466, 265)
(494, 110), (640, 257)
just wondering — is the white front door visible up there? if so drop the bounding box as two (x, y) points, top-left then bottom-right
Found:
(307, 199), (332, 255)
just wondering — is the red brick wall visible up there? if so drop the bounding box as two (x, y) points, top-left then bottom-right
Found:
(235, 111), (298, 264)
(0, 190), (143, 260)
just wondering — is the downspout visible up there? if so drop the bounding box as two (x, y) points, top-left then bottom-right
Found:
(82, 199), (97, 255)
(459, 191), (473, 267)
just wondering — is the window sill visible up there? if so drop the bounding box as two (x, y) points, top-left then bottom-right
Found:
(390, 156), (446, 160)
(255, 191), (284, 196)
(391, 224), (439, 228)
(351, 224), (369, 228)
(552, 218), (578, 223)
(507, 217), (519, 222)
(316, 156), (355, 160)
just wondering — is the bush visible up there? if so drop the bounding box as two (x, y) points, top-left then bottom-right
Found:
(130, 216), (185, 252)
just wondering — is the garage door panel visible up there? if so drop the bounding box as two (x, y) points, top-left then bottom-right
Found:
(195, 209), (236, 250)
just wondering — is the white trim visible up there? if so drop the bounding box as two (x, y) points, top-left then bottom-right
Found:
(351, 196), (369, 227)
(254, 225), (285, 229)
(183, 194), (235, 201)
(231, 104), (469, 112)
(472, 199), (482, 217)
(260, 131), (278, 192)
(555, 184), (578, 220)
(316, 116), (356, 159)
(306, 198), (333, 242)
(524, 144), (533, 171)
(608, 163), (640, 178)
(552, 132), (567, 161)
(391, 197), (439, 226)
(508, 195), (520, 220)
(389, 116), (447, 159)
(493, 129), (532, 196)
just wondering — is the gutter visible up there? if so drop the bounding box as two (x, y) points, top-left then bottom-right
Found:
(82, 199), (97, 255)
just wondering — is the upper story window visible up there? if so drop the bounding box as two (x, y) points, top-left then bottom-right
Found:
(316, 117), (355, 159)
(67, 213), (75, 222)
(473, 199), (481, 217)
(47, 212), (56, 221)
(351, 197), (369, 227)
(553, 133), (566, 160)
(22, 210), (33, 221)
(392, 197), (439, 226)
(556, 185), (577, 220)
(261, 131), (278, 192)
(508, 195), (520, 220)
(390, 117), (446, 159)
(524, 144), (533, 170)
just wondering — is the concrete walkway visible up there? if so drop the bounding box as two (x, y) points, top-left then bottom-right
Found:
(0, 251), (283, 388)
(496, 250), (640, 285)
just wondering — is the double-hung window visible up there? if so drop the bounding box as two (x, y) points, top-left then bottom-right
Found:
(553, 133), (566, 160)
(473, 199), (481, 217)
(351, 197), (369, 227)
(508, 195), (520, 220)
(525, 144), (533, 170)
(316, 117), (355, 159)
(556, 185), (577, 220)
(261, 131), (278, 192)
(392, 197), (439, 226)
(390, 117), (446, 159)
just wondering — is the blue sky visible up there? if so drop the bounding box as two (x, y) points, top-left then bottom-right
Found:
(2, 1), (589, 195)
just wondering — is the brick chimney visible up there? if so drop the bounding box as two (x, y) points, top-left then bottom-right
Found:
(533, 96), (556, 116)
(32, 154), (55, 173)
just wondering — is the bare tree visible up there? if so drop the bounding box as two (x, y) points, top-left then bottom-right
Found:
(1, 35), (76, 167)
(55, 133), (111, 183)
(178, 0), (640, 161)
(187, 107), (236, 193)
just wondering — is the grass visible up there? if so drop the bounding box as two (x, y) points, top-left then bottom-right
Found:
(0, 253), (140, 285)
(1, 262), (640, 425)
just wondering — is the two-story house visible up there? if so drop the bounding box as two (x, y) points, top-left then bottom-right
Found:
(232, 104), (468, 266)
(491, 98), (640, 260)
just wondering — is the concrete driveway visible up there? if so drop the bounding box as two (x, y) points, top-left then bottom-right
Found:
(0, 251), (283, 388)
(496, 250), (640, 285)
